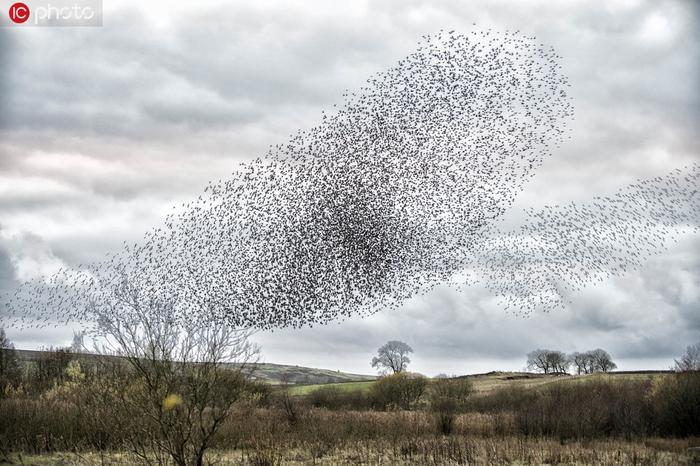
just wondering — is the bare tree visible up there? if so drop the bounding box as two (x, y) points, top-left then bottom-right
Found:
(674, 341), (700, 372)
(527, 349), (569, 374)
(0, 328), (21, 390)
(71, 330), (86, 354)
(589, 348), (616, 373)
(569, 352), (587, 375)
(0, 328), (11, 350)
(569, 351), (596, 374)
(371, 340), (413, 374)
(549, 351), (570, 373)
(527, 349), (550, 374)
(86, 275), (260, 466)
(569, 349), (616, 374)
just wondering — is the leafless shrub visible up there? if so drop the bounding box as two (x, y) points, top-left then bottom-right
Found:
(674, 342), (700, 372)
(83, 274), (260, 466)
(428, 377), (474, 435)
(651, 371), (700, 437)
(370, 372), (427, 410)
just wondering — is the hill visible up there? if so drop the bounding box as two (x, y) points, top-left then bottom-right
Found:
(288, 369), (672, 396)
(455, 370), (671, 394)
(13, 348), (377, 385)
(15, 349), (667, 388)
(243, 362), (376, 384)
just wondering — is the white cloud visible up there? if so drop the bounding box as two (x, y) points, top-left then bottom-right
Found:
(0, 228), (67, 281)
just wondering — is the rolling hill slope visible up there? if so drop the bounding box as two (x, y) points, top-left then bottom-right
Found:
(13, 348), (377, 385)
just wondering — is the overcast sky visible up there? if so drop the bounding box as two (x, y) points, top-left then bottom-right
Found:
(1, 0), (698, 375)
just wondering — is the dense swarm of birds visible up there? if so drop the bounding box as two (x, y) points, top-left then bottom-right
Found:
(1, 30), (697, 334)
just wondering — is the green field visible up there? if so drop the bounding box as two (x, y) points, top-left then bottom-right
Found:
(287, 370), (670, 397)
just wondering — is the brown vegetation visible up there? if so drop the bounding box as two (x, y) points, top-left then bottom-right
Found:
(2, 328), (699, 465)
(1, 362), (699, 465)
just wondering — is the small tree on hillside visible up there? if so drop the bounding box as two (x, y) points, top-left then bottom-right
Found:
(674, 341), (700, 372)
(569, 349), (616, 374)
(527, 349), (550, 374)
(550, 351), (570, 373)
(569, 352), (590, 375)
(371, 340), (413, 374)
(589, 348), (616, 373)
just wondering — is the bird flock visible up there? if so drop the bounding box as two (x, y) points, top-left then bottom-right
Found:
(1, 30), (697, 334)
(473, 165), (700, 314)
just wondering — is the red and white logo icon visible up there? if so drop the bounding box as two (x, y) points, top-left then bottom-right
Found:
(9, 2), (30, 23)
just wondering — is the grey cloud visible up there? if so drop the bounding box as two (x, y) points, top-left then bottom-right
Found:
(0, 227), (20, 331)
(0, 243), (18, 295)
(0, 7), (395, 138)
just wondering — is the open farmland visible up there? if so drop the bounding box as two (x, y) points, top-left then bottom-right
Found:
(291, 370), (672, 397)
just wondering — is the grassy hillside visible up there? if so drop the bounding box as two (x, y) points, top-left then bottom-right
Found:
(289, 370), (672, 396)
(14, 349), (377, 385)
(245, 362), (376, 385)
(15, 349), (667, 389)
(458, 370), (669, 393)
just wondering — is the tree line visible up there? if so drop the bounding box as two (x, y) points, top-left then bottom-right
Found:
(525, 343), (700, 375)
(526, 348), (617, 374)
(369, 341), (618, 376)
(367, 339), (700, 377)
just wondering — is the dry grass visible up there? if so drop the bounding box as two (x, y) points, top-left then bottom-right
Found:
(9, 436), (698, 465)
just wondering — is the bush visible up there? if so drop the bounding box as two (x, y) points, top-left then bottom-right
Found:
(428, 378), (474, 435)
(308, 385), (371, 410)
(650, 371), (700, 437)
(429, 378), (473, 409)
(273, 388), (305, 425)
(465, 385), (534, 413)
(513, 378), (653, 439)
(245, 379), (274, 406)
(370, 373), (427, 410)
(459, 374), (700, 439)
(3, 370), (699, 456)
